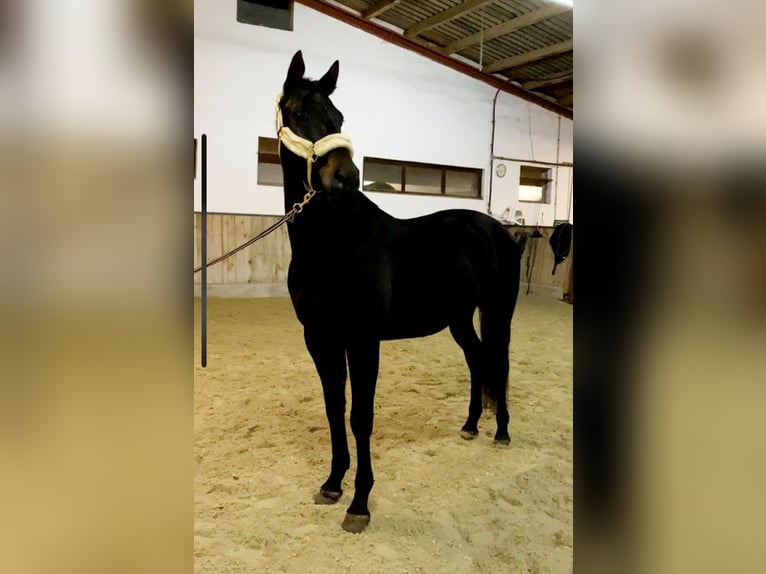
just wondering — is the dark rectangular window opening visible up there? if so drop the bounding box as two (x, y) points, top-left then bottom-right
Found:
(363, 157), (482, 199)
(237, 0), (293, 32)
(258, 136), (283, 186)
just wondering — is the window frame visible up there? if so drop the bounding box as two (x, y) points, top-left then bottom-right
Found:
(518, 165), (552, 204)
(257, 136), (283, 187)
(362, 156), (483, 199)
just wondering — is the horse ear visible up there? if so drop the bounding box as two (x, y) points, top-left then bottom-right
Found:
(284, 50), (305, 93)
(318, 60), (339, 95)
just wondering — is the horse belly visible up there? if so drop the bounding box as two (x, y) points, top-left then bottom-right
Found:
(380, 288), (458, 340)
(379, 318), (449, 340)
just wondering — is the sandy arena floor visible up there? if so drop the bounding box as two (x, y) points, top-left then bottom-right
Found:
(194, 294), (572, 573)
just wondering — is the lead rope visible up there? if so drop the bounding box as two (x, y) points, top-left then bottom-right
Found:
(192, 182), (316, 274)
(192, 142), (319, 274)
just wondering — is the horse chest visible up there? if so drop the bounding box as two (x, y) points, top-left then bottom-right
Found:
(288, 257), (389, 330)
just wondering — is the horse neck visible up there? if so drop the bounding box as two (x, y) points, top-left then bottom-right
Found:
(280, 149), (310, 214)
(280, 149), (325, 252)
(280, 147), (389, 254)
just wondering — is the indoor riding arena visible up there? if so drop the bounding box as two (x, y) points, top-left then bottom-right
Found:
(195, 1), (572, 572)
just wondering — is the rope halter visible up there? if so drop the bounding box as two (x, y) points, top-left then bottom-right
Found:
(275, 92), (354, 201)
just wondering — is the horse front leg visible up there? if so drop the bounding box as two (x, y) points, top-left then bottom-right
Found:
(304, 329), (349, 504)
(342, 339), (380, 533)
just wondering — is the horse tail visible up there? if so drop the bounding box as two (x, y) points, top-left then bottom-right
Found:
(479, 226), (521, 407)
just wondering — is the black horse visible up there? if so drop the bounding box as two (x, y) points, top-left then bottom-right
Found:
(277, 51), (522, 533)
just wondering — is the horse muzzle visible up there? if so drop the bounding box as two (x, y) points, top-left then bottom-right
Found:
(319, 149), (360, 195)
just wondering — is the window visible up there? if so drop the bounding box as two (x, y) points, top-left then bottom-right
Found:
(446, 169), (482, 198)
(406, 165), (442, 195)
(519, 165), (552, 203)
(237, 0), (293, 32)
(362, 157), (482, 198)
(258, 137), (283, 186)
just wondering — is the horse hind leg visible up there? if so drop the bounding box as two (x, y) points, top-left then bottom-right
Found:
(479, 309), (512, 446)
(449, 317), (484, 440)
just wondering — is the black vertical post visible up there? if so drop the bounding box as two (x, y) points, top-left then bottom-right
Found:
(201, 134), (207, 368)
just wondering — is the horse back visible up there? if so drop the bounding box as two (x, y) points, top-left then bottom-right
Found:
(287, 202), (521, 339)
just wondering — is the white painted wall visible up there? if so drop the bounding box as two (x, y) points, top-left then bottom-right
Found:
(194, 0), (573, 224)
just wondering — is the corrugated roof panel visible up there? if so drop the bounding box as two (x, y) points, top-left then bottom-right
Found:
(339, 0), (372, 12)
(315, 0), (572, 109)
(381, 2), (441, 29)
(437, 5), (571, 58)
(379, 0), (477, 32)
(434, 3), (526, 40)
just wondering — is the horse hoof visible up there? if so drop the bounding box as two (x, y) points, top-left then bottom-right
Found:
(341, 513), (370, 533)
(314, 489), (343, 504)
(493, 437), (511, 446)
(460, 429), (479, 440)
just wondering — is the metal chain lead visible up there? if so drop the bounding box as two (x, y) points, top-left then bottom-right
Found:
(194, 180), (318, 274)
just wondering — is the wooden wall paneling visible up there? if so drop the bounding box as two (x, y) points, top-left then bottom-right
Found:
(221, 215), (237, 284)
(219, 215), (230, 283)
(251, 216), (267, 284)
(267, 217), (283, 282)
(515, 226), (572, 292)
(208, 214), (224, 284)
(245, 215), (258, 283)
(253, 216), (268, 283)
(234, 215), (253, 284)
(276, 223), (290, 280)
(261, 217), (274, 283)
(194, 213), (201, 285)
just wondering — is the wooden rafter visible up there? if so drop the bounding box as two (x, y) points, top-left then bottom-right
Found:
(483, 39), (573, 74)
(362, 0), (400, 20)
(403, 0), (495, 38)
(443, 4), (570, 55)
(523, 72), (573, 90)
(559, 94), (573, 107)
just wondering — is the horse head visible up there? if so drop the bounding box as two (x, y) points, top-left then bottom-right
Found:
(278, 50), (360, 197)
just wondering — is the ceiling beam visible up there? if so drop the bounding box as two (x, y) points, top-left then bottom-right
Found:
(295, 0), (573, 119)
(443, 4), (570, 55)
(403, 0), (495, 39)
(559, 94), (573, 107)
(509, 68), (573, 82)
(483, 39), (573, 73)
(362, 0), (401, 20)
(523, 72), (573, 90)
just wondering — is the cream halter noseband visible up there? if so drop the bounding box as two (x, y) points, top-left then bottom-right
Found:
(275, 92), (354, 193)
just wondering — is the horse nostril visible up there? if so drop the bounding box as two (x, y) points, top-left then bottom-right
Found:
(329, 165), (359, 192)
